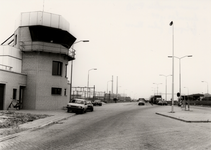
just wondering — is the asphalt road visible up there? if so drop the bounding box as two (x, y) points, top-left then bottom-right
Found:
(1, 102), (211, 150)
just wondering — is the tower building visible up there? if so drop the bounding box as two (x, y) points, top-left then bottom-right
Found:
(0, 11), (76, 110)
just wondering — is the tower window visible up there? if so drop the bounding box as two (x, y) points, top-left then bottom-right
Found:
(52, 61), (62, 76)
(14, 35), (17, 45)
(65, 64), (68, 78)
(51, 88), (62, 95)
(64, 88), (67, 96)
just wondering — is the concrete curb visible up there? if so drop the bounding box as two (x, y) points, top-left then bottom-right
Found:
(0, 114), (76, 142)
(156, 112), (211, 123)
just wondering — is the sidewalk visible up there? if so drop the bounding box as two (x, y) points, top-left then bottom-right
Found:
(0, 109), (75, 142)
(156, 105), (211, 123)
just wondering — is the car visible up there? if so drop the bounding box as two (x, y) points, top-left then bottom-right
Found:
(138, 100), (145, 106)
(86, 100), (94, 112)
(92, 100), (102, 106)
(157, 100), (168, 105)
(67, 99), (88, 114)
(163, 101), (168, 105)
(138, 98), (146, 102)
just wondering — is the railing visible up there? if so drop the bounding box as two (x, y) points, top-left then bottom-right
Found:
(0, 64), (13, 71)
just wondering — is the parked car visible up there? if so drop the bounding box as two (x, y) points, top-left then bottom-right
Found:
(67, 99), (88, 114)
(157, 100), (168, 105)
(163, 101), (168, 105)
(138, 100), (145, 106)
(86, 100), (94, 112)
(92, 100), (102, 106)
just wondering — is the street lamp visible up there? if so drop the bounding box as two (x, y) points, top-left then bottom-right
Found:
(153, 83), (162, 95)
(69, 40), (89, 102)
(169, 21), (174, 113)
(160, 74), (172, 101)
(168, 55), (192, 98)
(87, 68), (97, 98)
(201, 81), (209, 94)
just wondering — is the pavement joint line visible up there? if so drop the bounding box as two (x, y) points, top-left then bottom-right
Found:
(155, 112), (211, 123)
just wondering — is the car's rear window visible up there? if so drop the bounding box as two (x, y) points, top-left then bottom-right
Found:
(72, 100), (84, 104)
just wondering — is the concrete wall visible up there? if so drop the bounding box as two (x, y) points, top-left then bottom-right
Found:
(22, 52), (69, 110)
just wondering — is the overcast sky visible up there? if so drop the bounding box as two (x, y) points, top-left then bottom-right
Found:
(1, 0), (211, 100)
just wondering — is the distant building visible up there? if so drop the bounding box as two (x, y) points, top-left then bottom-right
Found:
(0, 11), (76, 110)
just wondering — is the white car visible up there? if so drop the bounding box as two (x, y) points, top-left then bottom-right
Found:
(67, 99), (88, 114)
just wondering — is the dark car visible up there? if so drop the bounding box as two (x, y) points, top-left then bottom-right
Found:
(138, 100), (145, 106)
(92, 100), (102, 106)
(86, 100), (94, 112)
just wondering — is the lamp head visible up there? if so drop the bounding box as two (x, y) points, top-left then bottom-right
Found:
(82, 40), (89, 42)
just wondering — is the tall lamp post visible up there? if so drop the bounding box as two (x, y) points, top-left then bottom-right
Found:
(69, 40), (89, 102)
(153, 83), (162, 95)
(168, 55), (192, 99)
(160, 74), (172, 101)
(169, 21), (174, 113)
(201, 81), (209, 94)
(87, 68), (97, 98)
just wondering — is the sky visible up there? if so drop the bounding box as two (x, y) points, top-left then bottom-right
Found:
(0, 0), (211, 100)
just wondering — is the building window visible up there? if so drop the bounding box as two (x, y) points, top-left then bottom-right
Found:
(64, 88), (67, 96)
(51, 88), (62, 95)
(14, 35), (17, 45)
(65, 64), (68, 78)
(13, 89), (17, 99)
(52, 61), (62, 76)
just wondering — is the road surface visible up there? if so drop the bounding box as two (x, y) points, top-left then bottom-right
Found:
(1, 102), (211, 150)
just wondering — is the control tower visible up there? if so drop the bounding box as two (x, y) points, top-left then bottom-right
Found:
(0, 11), (76, 110)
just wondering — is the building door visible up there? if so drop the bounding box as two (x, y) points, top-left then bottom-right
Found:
(19, 86), (25, 109)
(0, 84), (5, 110)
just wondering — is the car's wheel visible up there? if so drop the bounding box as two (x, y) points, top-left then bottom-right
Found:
(91, 107), (94, 111)
(80, 109), (84, 114)
(67, 108), (70, 113)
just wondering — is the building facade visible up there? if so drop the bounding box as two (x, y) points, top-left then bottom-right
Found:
(0, 11), (76, 110)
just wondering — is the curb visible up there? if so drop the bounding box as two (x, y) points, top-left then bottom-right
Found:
(0, 114), (76, 142)
(156, 112), (211, 123)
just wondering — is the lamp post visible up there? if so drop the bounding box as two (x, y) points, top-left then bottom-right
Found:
(69, 40), (89, 102)
(169, 21), (174, 113)
(201, 81), (209, 94)
(168, 55), (192, 99)
(160, 74), (172, 101)
(87, 68), (97, 98)
(153, 83), (162, 95)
